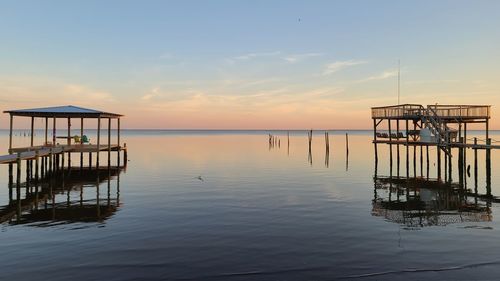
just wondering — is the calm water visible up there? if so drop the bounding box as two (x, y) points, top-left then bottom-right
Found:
(1, 130), (500, 280)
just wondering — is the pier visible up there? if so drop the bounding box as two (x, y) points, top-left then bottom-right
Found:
(372, 104), (493, 182)
(2, 105), (127, 170)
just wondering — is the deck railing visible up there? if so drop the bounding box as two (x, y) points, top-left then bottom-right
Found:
(371, 104), (425, 119)
(427, 105), (490, 119)
(372, 104), (491, 119)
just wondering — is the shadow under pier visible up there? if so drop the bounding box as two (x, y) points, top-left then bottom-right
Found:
(2, 165), (124, 226)
(372, 175), (495, 228)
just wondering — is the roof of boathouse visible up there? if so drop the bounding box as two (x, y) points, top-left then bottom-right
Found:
(4, 105), (123, 118)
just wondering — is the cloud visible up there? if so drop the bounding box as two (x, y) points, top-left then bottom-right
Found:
(141, 87), (161, 101)
(323, 60), (367, 75)
(226, 51), (281, 64)
(363, 70), (398, 81)
(283, 53), (323, 63)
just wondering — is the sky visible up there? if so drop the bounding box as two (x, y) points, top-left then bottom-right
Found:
(0, 0), (499, 129)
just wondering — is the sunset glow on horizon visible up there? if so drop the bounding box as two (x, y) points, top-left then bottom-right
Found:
(1, 1), (499, 129)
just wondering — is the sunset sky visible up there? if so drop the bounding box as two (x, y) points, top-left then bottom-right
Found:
(1, 0), (499, 129)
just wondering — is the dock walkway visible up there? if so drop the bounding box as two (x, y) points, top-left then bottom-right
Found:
(0, 144), (122, 164)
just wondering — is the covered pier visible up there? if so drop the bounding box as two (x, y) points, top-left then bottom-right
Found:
(3, 105), (126, 167)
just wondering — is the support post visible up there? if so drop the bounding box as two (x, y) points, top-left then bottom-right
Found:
(396, 120), (400, 177)
(437, 148), (441, 180)
(117, 118), (121, 166)
(9, 114), (13, 153)
(388, 119), (392, 175)
(67, 118), (71, 145)
(52, 117), (56, 146)
(97, 116), (101, 168)
(474, 137), (478, 190)
(405, 120), (409, 178)
(108, 118), (111, 166)
(426, 145), (429, 179)
(80, 118), (84, 167)
(486, 138), (491, 195)
(458, 137), (464, 187)
(486, 119), (489, 141)
(45, 117), (48, 145)
(35, 151), (39, 182)
(30, 116), (34, 147)
(464, 123), (467, 171)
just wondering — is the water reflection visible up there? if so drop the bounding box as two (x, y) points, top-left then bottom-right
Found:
(2, 166), (124, 226)
(372, 176), (494, 228)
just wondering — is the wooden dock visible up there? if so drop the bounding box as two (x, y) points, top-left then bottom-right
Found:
(0, 144), (124, 164)
(371, 104), (494, 183)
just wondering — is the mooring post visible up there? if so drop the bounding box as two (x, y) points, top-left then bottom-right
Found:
(345, 133), (349, 171)
(124, 143), (128, 166)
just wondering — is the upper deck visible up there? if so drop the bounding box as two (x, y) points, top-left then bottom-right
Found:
(371, 104), (490, 122)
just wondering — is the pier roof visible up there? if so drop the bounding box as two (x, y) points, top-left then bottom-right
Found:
(3, 105), (122, 118)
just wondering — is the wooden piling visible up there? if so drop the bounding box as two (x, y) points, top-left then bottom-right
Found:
(345, 133), (349, 156)
(426, 145), (429, 179)
(16, 152), (21, 184)
(474, 137), (478, 191)
(108, 117), (111, 166)
(437, 148), (441, 180)
(486, 138), (491, 193)
(35, 151), (39, 182)
(124, 143), (128, 165)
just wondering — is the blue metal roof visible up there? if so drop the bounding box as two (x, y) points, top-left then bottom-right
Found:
(4, 105), (122, 118)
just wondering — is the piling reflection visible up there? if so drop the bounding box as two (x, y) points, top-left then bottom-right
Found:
(2, 166), (124, 226)
(372, 176), (494, 228)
